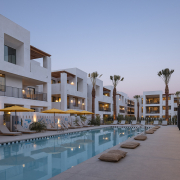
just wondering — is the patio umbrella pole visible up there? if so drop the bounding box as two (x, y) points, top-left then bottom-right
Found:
(54, 112), (55, 126)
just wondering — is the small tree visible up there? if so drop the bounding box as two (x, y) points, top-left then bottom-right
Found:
(110, 75), (124, 121)
(158, 68), (174, 124)
(175, 91), (180, 106)
(88, 72), (102, 119)
(134, 95), (140, 122)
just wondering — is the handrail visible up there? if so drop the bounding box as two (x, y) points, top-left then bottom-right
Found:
(0, 84), (47, 101)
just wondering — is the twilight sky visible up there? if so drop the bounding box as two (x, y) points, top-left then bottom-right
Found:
(1, 0), (180, 98)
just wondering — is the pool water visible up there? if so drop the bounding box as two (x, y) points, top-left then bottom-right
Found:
(0, 127), (144, 180)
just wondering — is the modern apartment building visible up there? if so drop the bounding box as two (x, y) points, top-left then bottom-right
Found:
(116, 91), (135, 117)
(51, 68), (87, 111)
(137, 91), (178, 119)
(0, 14), (52, 129)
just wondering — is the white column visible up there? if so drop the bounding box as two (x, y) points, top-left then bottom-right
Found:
(143, 95), (146, 118)
(61, 73), (67, 111)
(0, 102), (4, 125)
(159, 93), (163, 118)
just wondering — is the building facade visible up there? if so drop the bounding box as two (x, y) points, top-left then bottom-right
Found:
(0, 14), (52, 129)
(51, 68), (87, 111)
(137, 91), (178, 120)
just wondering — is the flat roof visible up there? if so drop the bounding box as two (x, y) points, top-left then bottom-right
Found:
(30, 46), (51, 60)
(51, 71), (75, 78)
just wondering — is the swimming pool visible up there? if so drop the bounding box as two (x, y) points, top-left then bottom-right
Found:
(0, 126), (144, 180)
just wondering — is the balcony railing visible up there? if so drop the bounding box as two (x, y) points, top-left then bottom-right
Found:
(0, 85), (47, 101)
(119, 110), (125, 113)
(146, 101), (159, 104)
(127, 104), (134, 107)
(67, 104), (85, 110)
(99, 107), (111, 112)
(127, 111), (134, 114)
(146, 110), (159, 114)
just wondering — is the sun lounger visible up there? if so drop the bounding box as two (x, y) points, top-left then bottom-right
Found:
(153, 121), (159, 126)
(112, 120), (118, 125)
(15, 125), (36, 134)
(131, 120), (137, 125)
(141, 121), (145, 126)
(51, 123), (66, 131)
(120, 120), (126, 125)
(68, 121), (81, 129)
(61, 122), (68, 130)
(46, 124), (59, 131)
(77, 121), (84, 128)
(162, 121), (167, 126)
(81, 121), (94, 127)
(0, 125), (22, 136)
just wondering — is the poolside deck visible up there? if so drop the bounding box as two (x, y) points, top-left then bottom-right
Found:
(50, 125), (180, 180)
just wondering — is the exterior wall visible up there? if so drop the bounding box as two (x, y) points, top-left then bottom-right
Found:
(87, 79), (113, 119)
(138, 90), (177, 119)
(117, 91), (136, 118)
(0, 15), (51, 125)
(51, 68), (87, 111)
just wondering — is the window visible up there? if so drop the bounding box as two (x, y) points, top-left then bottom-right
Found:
(4, 45), (16, 64)
(73, 97), (78, 107)
(0, 74), (5, 91)
(51, 80), (56, 84)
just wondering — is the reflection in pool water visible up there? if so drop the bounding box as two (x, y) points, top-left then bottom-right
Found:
(0, 127), (144, 180)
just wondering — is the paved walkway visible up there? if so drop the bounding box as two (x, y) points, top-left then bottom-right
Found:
(50, 125), (180, 180)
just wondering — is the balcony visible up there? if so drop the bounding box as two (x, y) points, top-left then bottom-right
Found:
(146, 110), (159, 114)
(127, 111), (134, 114)
(127, 103), (134, 107)
(146, 101), (159, 104)
(67, 104), (85, 110)
(119, 110), (125, 113)
(0, 85), (47, 101)
(99, 107), (111, 112)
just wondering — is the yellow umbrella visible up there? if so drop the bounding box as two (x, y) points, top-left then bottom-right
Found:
(0, 106), (34, 127)
(64, 109), (81, 114)
(41, 108), (67, 126)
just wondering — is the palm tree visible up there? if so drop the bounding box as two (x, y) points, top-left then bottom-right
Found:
(88, 72), (102, 119)
(134, 95), (140, 122)
(175, 91), (180, 106)
(158, 68), (174, 123)
(110, 75), (124, 121)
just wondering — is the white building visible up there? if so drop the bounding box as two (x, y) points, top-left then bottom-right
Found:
(0, 14), (52, 129)
(51, 68), (87, 111)
(137, 90), (178, 119)
(116, 91), (135, 118)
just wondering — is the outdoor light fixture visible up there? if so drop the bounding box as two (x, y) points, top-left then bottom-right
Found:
(78, 101), (80, 104)
(71, 82), (74, 85)
(82, 103), (85, 105)
(71, 100), (73, 103)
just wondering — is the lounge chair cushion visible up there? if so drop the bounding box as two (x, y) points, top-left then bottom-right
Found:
(146, 130), (154, 134)
(120, 142), (140, 149)
(107, 150), (127, 158)
(99, 153), (123, 162)
(134, 135), (147, 141)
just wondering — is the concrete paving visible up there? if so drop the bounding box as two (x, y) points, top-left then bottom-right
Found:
(50, 125), (180, 180)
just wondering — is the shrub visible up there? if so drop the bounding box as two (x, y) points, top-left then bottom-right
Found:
(89, 115), (101, 126)
(29, 121), (47, 132)
(74, 116), (79, 126)
(80, 115), (87, 123)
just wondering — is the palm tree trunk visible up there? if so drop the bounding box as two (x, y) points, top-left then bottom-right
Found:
(113, 87), (116, 120)
(165, 84), (169, 123)
(92, 87), (95, 119)
(137, 102), (139, 122)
